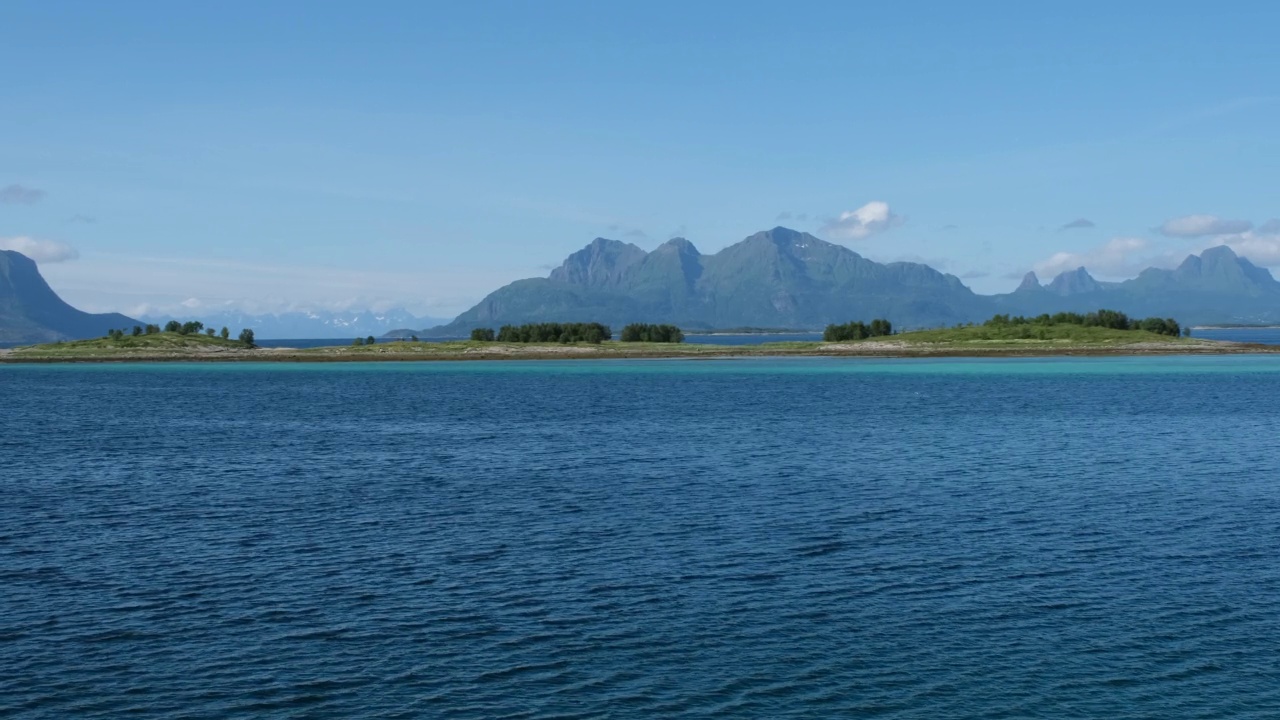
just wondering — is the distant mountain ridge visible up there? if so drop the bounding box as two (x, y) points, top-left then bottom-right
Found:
(427, 228), (1280, 333)
(0, 250), (138, 343)
(142, 308), (451, 340)
(433, 227), (989, 333)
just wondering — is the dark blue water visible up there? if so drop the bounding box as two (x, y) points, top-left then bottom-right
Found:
(1194, 327), (1280, 345)
(4, 357), (1280, 718)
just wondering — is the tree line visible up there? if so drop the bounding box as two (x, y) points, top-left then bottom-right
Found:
(104, 321), (255, 347)
(619, 323), (684, 343)
(824, 319), (893, 341)
(985, 310), (1183, 337)
(467, 323), (612, 343)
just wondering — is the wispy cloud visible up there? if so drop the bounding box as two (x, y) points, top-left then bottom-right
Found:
(0, 236), (79, 263)
(1204, 221), (1280, 267)
(1033, 237), (1149, 278)
(820, 201), (903, 241)
(1059, 218), (1095, 231)
(959, 269), (989, 279)
(1158, 214), (1252, 237)
(0, 184), (46, 205)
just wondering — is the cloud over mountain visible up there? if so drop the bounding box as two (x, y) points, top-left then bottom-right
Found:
(0, 237), (79, 263)
(1033, 237), (1149, 278)
(1159, 214), (1252, 237)
(820, 201), (903, 241)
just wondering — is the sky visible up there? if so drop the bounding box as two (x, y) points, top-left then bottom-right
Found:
(2, 1), (1278, 318)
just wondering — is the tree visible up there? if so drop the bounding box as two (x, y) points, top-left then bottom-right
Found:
(620, 323), (684, 343)
(206, 328), (216, 337)
(220, 327), (229, 340)
(131, 326), (143, 337)
(145, 324), (161, 335)
(164, 320), (182, 333)
(181, 321), (204, 336)
(238, 328), (255, 347)
(365, 335), (376, 345)
(411, 335), (419, 342)
(353, 337), (364, 346)
(471, 328), (496, 342)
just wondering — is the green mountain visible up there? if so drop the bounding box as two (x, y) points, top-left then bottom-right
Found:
(0, 250), (138, 342)
(436, 227), (987, 333)
(996, 246), (1280, 324)
(436, 231), (1280, 333)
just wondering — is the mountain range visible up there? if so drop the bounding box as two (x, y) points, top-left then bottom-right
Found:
(427, 227), (1280, 334)
(0, 250), (137, 343)
(4, 228), (1280, 344)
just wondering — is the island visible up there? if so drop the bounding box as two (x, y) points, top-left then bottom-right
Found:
(2, 317), (1277, 363)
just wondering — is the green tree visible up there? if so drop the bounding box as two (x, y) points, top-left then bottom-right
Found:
(410, 335), (419, 342)
(206, 328), (216, 337)
(131, 325), (143, 337)
(164, 320), (182, 333)
(145, 324), (161, 335)
(220, 327), (229, 339)
(238, 328), (255, 347)
(365, 335), (376, 345)
(353, 337), (364, 346)
(471, 328), (496, 341)
(181, 321), (204, 336)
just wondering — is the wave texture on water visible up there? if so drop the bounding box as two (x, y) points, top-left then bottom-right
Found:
(3, 357), (1280, 718)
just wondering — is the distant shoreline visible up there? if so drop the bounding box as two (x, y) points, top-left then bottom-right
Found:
(5, 340), (1280, 364)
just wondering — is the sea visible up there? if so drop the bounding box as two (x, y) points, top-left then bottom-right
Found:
(4, 356), (1280, 717)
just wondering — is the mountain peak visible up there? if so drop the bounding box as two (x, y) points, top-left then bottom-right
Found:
(1047, 266), (1102, 296)
(658, 237), (700, 255)
(1015, 271), (1042, 292)
(548, 237), (647, 286)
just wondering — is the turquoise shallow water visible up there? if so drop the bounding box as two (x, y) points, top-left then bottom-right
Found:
(4, 357), (1280, 718)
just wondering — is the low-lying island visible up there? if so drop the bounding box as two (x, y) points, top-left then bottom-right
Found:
(2, 325), (1277, 363)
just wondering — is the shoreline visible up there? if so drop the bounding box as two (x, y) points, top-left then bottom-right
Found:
(4, 340), (1280, 364)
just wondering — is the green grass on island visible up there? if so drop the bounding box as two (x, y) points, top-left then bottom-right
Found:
(5, 331), (255, 358)
(862, 323), (1191, 347)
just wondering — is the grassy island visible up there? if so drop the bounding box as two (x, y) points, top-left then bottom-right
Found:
(3, 321), (1275, 364)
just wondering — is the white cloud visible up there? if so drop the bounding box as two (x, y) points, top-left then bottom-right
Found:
(0, 236), (80, 263)
(820, 201), (903, 241)
(1033, 237), (1150, 278)
(1207, 225), (1280, 267)
(1158, 214), (1253, 237)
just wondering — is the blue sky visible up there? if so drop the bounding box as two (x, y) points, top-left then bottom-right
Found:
(2, 1), (1278, 317)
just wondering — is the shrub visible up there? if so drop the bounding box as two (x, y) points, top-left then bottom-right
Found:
(495, 323), (611, 344)
(353, 338), (364, 346)
(823, 319), (893, 342)
(620, 323), (684, 343)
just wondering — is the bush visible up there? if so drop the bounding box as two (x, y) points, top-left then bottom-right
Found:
(495, 322), (611, 344)
(353, 338), (364, 346)
(365, 335), (376, 345)
(470, 328), (496, 342)
(982, 309), (1180, 337)
(620, 323), (684, 343)
(206, 328), (216, 337)
(145, 324), (161, 335)
(824, 319), (893, 342)
(238, 328), (256, 347)
(164, 320), (181, 333)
